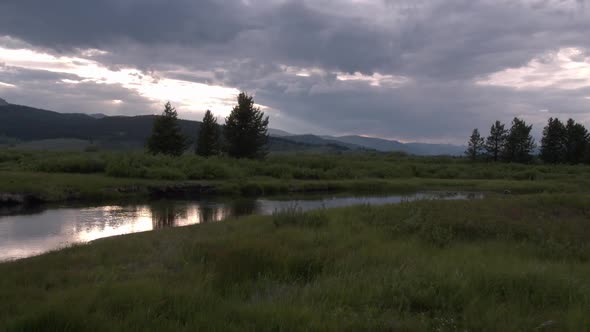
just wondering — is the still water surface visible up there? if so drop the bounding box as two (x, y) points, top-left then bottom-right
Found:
(0, 192), (482, 261)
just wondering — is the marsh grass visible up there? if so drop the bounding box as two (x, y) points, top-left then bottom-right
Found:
(1, 194), (590, 330)
(272, 204), (329, 228)
(1, 148), (590, 202)
(2, 149), (590, 183)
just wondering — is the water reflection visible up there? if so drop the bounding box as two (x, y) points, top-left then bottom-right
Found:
(151, 203), (185, 229)
(0, 192), (483, 261)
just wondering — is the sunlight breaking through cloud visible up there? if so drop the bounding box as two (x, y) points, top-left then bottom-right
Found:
(477, 48), (590, 90)
(0, 46), (240, 116)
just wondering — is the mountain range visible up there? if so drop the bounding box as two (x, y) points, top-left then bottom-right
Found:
(0, 99), (464, 155)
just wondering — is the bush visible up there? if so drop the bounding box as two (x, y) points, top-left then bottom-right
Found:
(33, 156), (106, 173)
(105, 153), (169, 178)
(261, 164), (294, 179)
(292, 167), (323, 180)
(184, 161), (234, 180)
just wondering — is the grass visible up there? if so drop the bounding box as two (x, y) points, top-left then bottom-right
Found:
(1, 194), (590, 330)
(1, 149), (590, 202)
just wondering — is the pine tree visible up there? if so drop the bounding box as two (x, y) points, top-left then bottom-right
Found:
(485, 121), (507, 162)
(503, 117), (536, 163)
(540, 117), (566, 164)
(564, 119), (589, 164)
(196, 110), (220, 157)
(146, 102), (188, 156)
(224, 92), (269, 159)
(465, 128), (485, 161)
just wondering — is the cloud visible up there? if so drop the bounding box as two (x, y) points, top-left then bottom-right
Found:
(478, 47), (590, 90)
(1, 0), (590, 143)
(0, 46), (239, 118)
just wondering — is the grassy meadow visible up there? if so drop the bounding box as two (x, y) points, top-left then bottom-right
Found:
(1, 194), (590, 330)
(1, 148), (590, 202)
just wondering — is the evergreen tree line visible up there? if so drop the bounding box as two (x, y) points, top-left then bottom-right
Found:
(466, 117), (590, 164)
(146, 92), (269, 159)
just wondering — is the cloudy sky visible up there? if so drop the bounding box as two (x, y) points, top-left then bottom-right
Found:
(1, 0), (589, 143)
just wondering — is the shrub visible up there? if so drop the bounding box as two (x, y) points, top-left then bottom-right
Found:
(185, 161), (233, 180)
(33, 156), (106, 173)
(261, 164), (294, 179)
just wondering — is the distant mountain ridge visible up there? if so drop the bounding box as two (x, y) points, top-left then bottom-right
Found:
(0, 101), (352, 153)
(324, 135), (465, 156)
(267, 132), (464, 156)
(267, 128), (293, 137)
(0, 99), (464, 155)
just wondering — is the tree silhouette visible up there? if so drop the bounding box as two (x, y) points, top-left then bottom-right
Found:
(146, 102), (188, 156)
(485, 121), (507, 162)
(465, 128), (485, 161)
(196, 110), (220, 157)
(224, 92), (269, 159)
(540, 117), (566, 164)
(564, 119), (589, 164)
(503, 117), (536, 163)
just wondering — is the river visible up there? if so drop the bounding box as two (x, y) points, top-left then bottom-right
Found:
(0, 191), (482, 261)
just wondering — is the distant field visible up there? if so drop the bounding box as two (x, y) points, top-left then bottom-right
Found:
(0, 138), (94, 151)
(0, 149), (589, 202)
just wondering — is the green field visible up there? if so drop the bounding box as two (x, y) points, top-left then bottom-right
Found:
(1, 194), (590, 330)
(1, 149), (590, 202)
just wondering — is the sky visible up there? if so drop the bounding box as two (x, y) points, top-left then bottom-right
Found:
(0, 0), (589, 144)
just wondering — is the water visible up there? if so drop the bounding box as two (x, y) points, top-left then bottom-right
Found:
(0, 192), (482, 261)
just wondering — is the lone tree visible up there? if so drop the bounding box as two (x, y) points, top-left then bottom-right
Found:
(564, 118), (589, 164)
(465, 128), (485, 161)
(224, 92), (269, 158)
(503, 117), (536, 163)
(196, 110), (220, 157)
(147, 102), (187, 156)
(485, 120), (507, 162)
(540, 117), (566, 164)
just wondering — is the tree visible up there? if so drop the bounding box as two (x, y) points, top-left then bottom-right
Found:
(503, 117), (536, 163)
(196, 110), (220, 157)
(485, 121), (507, 162)
(224, 92), (269, 159)
(564, 118), (589, 164)
(465, 128), (485, 161)
(146, 102), (188, 156)
(540, 117), (566, 164)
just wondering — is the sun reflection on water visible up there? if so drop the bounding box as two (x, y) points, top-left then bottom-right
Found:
(0, 192), (483, 261)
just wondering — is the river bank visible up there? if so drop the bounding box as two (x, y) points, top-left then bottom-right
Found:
(0, 191), (483, 261)
(1, 170), (588, 206)
(2, 151), (590, 205)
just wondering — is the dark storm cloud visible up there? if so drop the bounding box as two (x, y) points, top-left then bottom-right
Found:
(1, 0), (590, 142)
(0, 0), (251, 50)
